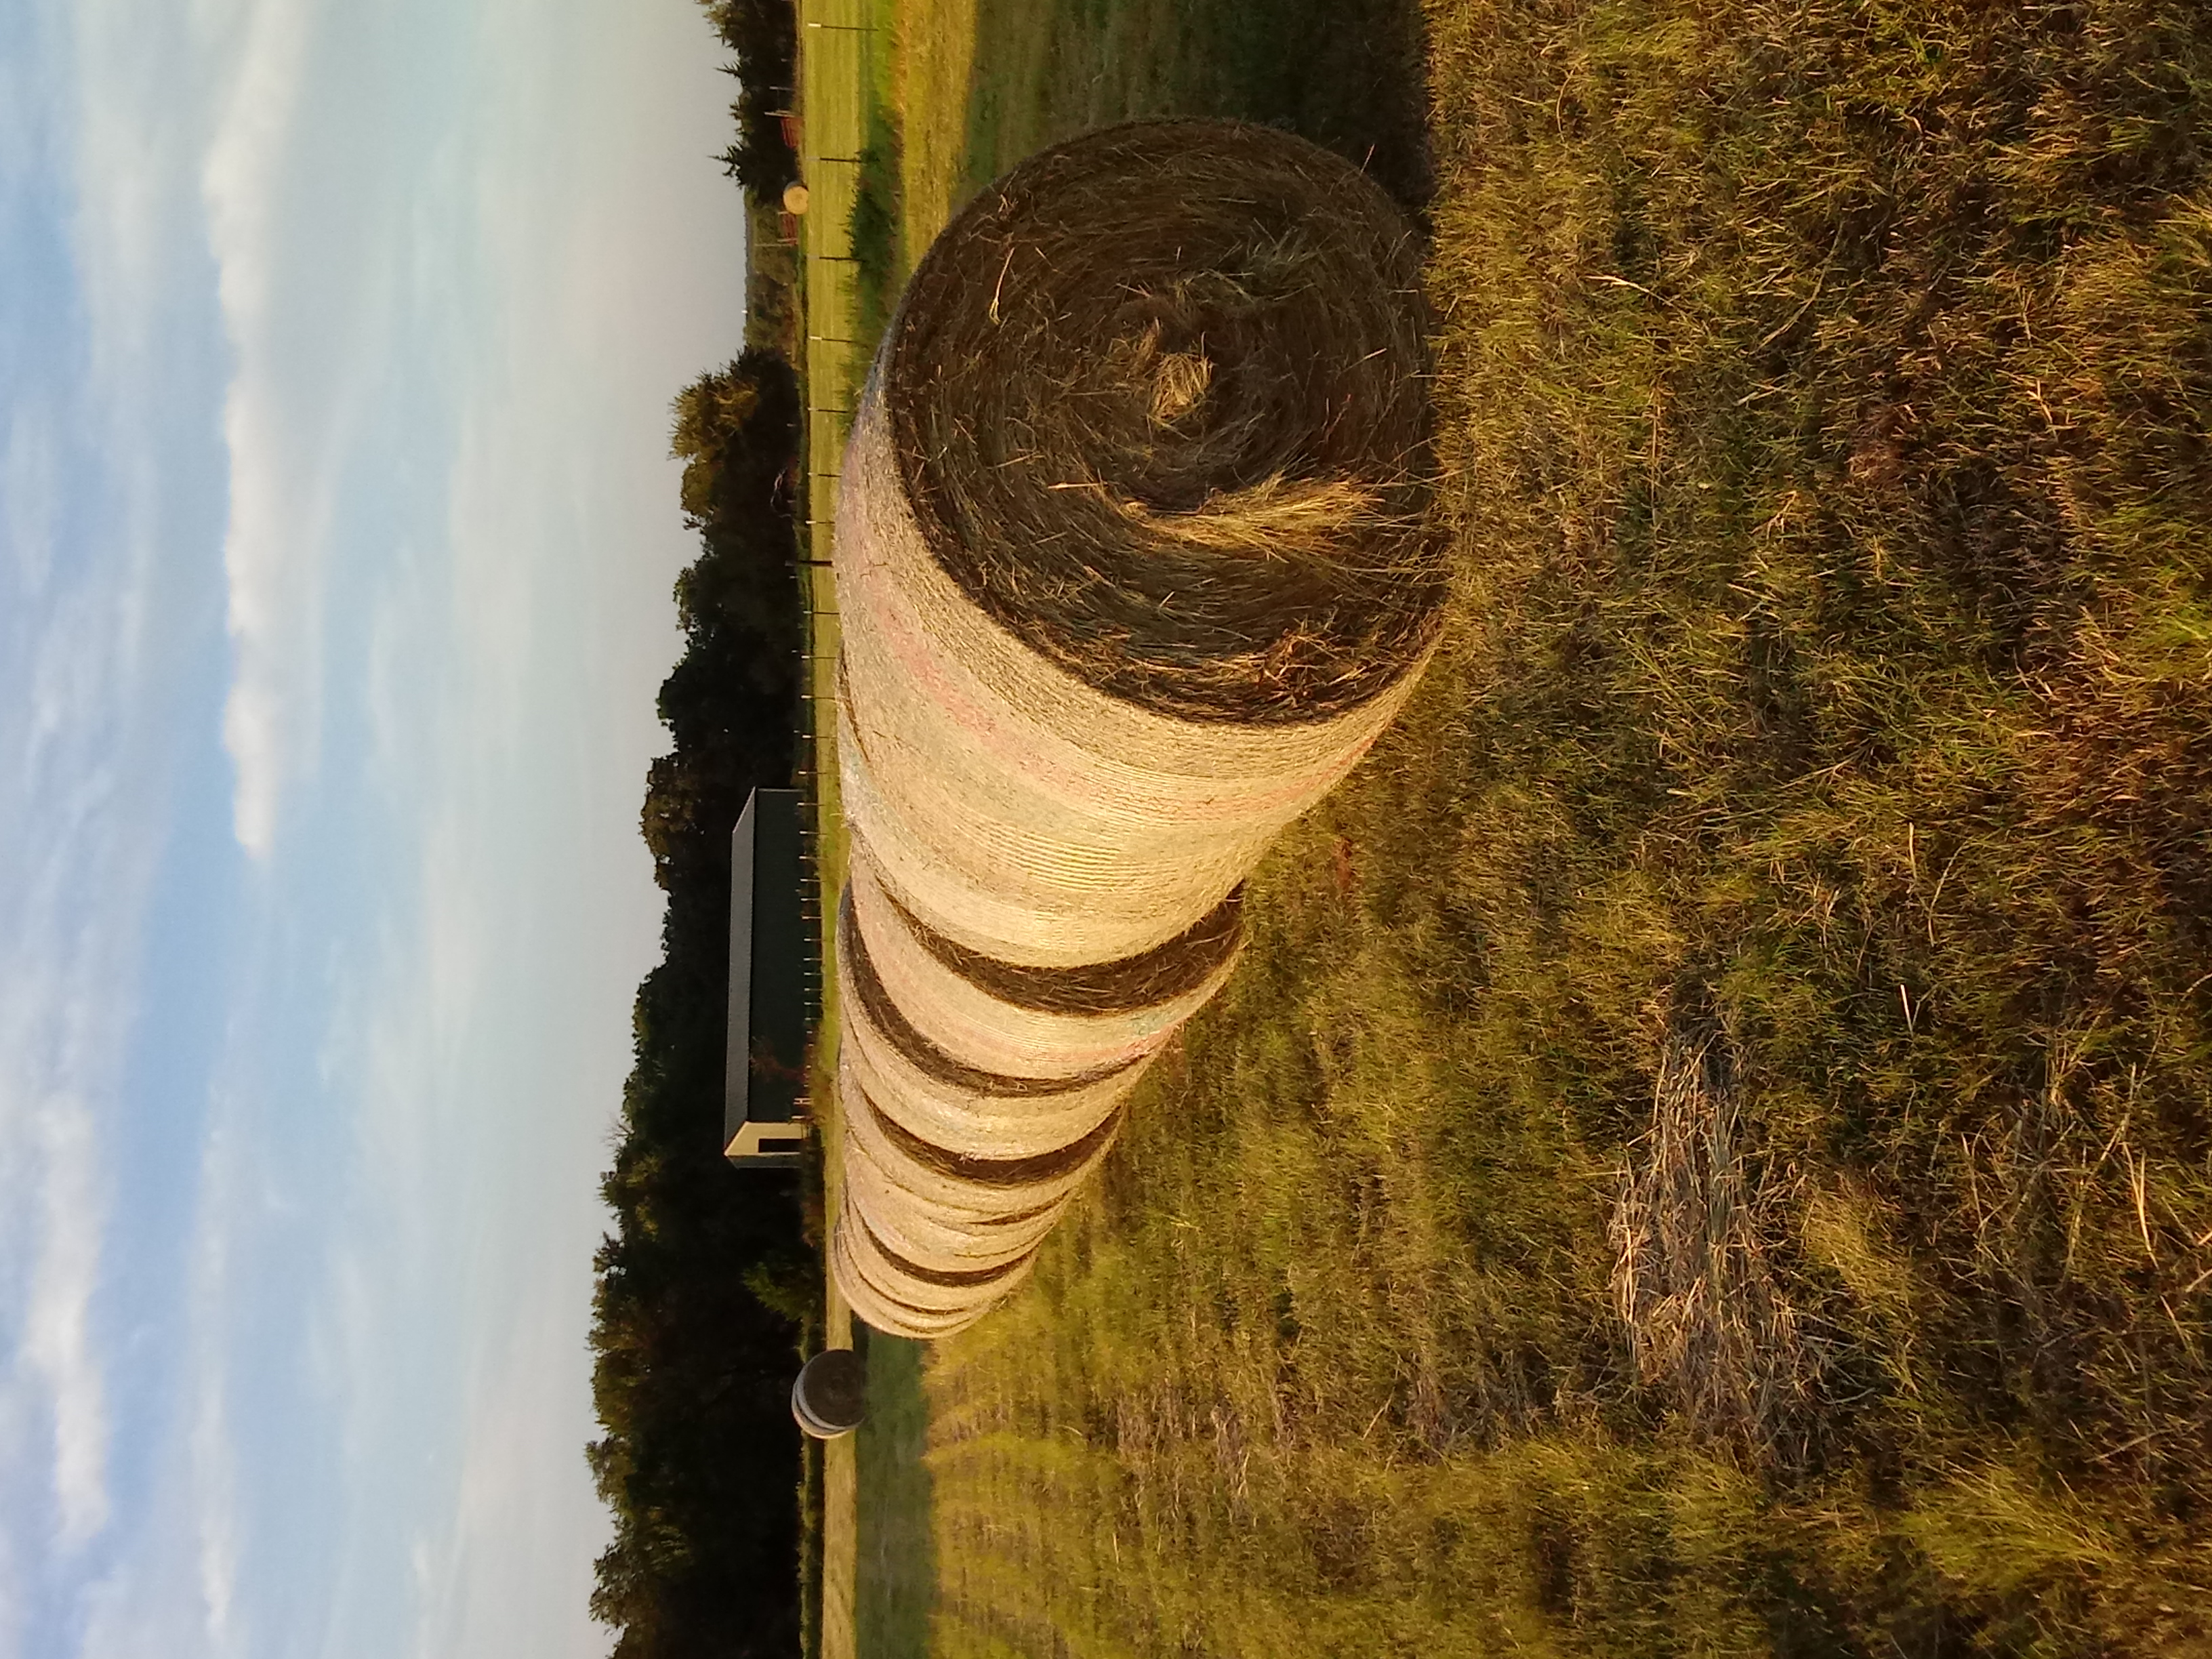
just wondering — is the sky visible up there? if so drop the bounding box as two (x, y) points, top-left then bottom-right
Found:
(0, 0), (749, 1653)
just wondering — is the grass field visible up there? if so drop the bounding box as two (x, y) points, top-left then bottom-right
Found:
(790, 2), (877, 1655)
(813, 0), (2212, 1653)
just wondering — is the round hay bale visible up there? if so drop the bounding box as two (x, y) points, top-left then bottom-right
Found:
(837, 875), (1158, 1158)
(832, 1191), (1036, 1338)
(880, 119), (1439, 718)
(841, 1143), (1068, 1275)
(839, 983), (1136, 1169)
(838, 1044), (1121, 1225)
(836, 1076), (1097, 1276)
(833, 1228), (998, 1339)
(846, 839), (1242, 1082)
(828, 120), (1445, 1341)
(834, 119), (1443, 968)
(792, 1348), (866, 1439)
(782, 181), (811, 216)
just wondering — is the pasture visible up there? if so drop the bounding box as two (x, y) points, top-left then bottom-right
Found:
(802, 0), (2212, 1652)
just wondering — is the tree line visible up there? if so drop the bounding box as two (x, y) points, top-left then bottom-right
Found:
(586, 347), (820, 1658)
(703, 0), (802, 205)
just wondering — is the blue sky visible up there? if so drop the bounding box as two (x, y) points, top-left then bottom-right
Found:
(1, 0), (749, 1652)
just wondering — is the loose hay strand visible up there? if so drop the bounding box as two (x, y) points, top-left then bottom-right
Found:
(1610, 999), (1816, 1468)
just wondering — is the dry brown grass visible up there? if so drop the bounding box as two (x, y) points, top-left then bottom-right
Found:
(1610, 996), (1817, 1469)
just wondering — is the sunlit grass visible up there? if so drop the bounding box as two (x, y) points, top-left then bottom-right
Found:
(889, 0), (977, 260)
(903, 0), (2212, 1652)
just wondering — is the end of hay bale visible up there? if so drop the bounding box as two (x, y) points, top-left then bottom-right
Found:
(879, 119), (1447, 725)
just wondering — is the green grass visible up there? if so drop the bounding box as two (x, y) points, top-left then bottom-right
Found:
(799, 0), (920, 1652)
(956, 0), (1429, 203)
(855, 1333), (939, 1656)
(859, 0), (2212, 1654)
(890, 0), (1428, 234)
(847, 106), (901, 348)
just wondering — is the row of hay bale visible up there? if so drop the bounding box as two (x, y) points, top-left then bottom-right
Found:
(828, 121), (1446, 1338)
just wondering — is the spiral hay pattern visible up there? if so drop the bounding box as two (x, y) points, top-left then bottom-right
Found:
(829, 121), (1444, 1336)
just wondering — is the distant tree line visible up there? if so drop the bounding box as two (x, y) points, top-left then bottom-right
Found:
(587, 349), (820, 1658)
(703, 0), (802, 204)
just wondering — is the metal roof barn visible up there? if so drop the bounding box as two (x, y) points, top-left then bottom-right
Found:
(724, 787), (813, 1167)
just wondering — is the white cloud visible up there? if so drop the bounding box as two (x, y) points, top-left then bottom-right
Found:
(199, 0), (323, 858)
(0, 423), (146, 1595)
(22, 1099), (111, 1547)
(0, 1026), (115, 1570)
(0, 3), (237, 1651)
(72, 1098), (255, 1659)
(0, 390), (149, 1582)
(64, 0), (205, 389)
(186, 1123), (245, 1659)
(304, 3), (751, 1648)
(215, 375), (310, 859)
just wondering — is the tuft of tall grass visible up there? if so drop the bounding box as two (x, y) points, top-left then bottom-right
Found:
(846, 108), (903, 357)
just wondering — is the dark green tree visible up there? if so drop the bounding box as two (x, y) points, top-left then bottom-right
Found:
(588, 347), (821, 1658)
(700, 0), (800, 205)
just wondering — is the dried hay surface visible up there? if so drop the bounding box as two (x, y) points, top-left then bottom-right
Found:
(838, 885), (1149, 1112)
(839, 1131), (1067, 1277)
(884, 119), (1443, 722)
(865, 844), (1245, 1019)
(833, 118), (1445, 970)
(846, 843), (1237, 1085)
(833, 1200), (1036, 1338)
(840, 1157), (1065, 1277)
(1610, 996), (1818, 1468)
(834, 428), (1433, 966)
(840, 1043), (1125, 1216)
